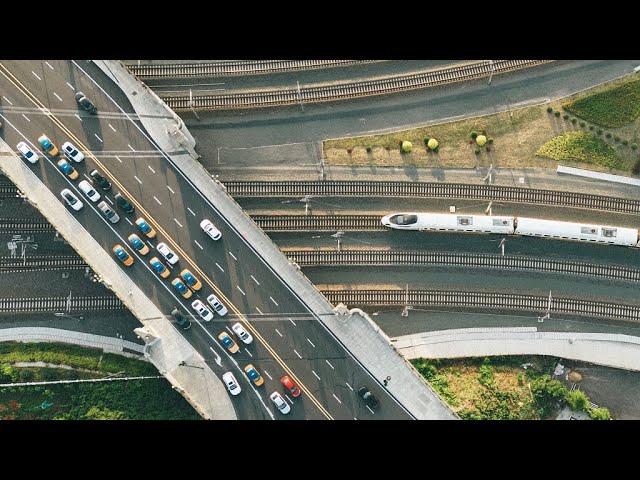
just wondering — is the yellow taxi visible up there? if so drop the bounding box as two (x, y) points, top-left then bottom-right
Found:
(171, 278), (193, 299)
(135, 217), (157, 238)
(149, 257), (170, 278)
(244, 364), (264, 386)
(128, 233), (149, 255)
(180, 269), (202, 291)
(112, 244), (134, 266)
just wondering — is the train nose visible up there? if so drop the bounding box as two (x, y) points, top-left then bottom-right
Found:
(381, 215), (392, 226)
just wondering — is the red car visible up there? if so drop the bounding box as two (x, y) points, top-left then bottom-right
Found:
(280, 375), (301, 398)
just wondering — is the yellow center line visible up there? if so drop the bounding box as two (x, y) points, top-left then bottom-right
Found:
(0, 62), (334, 420)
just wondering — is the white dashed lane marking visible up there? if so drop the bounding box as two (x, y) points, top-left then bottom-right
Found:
(236, 286), (246, 296)
(125, 218), (133, 226)
(167, 185), (175, 194)
(346, 382), (353, 391)
(293, 349), (302, 359)
(245, 348), (253, 357)
(215, 263), (224, 272)
(270, 297), (278, 306)
(187, 207), (196, 216)
(312, 370), (321, 380)
(256, 307), (263, 315)
(332, 394), (342, 404)
(174, 218), (183, 228)
(45, 61), (54, 70)
(105, 196), (114, 205)
(325, 360), (335, 370)
(194, 240), (203, 250)
(153, 196), (162, 205)
(275, 329), (282, 337)
(94, 134), (103, 143)
(115, 156), (122, 163)
(307, 338), (315, 348)
(66, 82), (75, 90)
(229, 252), (237, 260)
(53, 93), (62, 102)
(134, 176), (142, 184)
(366, 406), (375, 415)
(127, 144), (135, 152)
(108, 124), (116, 133)
(250, 275), (260, 285)
(32, 71), (41, 81)
(21, 114), (30, 122)
(263, 370), (273, 380)
(288, 318), (296, 326)
(2, 96), (12, 105)
(148, 165), (155, 173)
(74, 114), (83, 122)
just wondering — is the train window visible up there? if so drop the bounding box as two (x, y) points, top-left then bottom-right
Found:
(492, 219), (510, 226)
(393, 214), (418, 225)
(580, 227), (598, 235)
(601, 228), (617, 237)
(457, 217), (472, 226)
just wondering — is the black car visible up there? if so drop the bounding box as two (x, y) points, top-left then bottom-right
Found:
(90, 169), (112, 191)
(114, 193), (135, 213)
(358, 386), (380, 409)
(75, 91), (97, 115)
(171, 307), (192, 330)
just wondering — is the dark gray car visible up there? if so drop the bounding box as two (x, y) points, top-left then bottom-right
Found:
(75, 91), (97, 114)
(358, 386), (380, 409)
(171, 307), (192, 330)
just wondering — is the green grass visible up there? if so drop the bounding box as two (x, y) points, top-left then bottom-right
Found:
(535, 131), (627, 170)
(563, 78), (640, 128)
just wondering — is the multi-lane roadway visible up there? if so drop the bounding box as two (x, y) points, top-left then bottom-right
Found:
(0, 60), (413, 420)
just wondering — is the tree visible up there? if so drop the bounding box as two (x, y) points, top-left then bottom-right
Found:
(84, 406), (128, 420)
(427, 138), (439, 150)
(566, 389), (589, 412)
(589, 407), (611, 420)
(401, 141), (412, 153)
(476, 135), (487, 146)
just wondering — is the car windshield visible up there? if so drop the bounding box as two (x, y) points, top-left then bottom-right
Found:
(153, 262), (164, 271)
(25, 151), (33, 158)
(140, 223), (149, 231)
(117, 250), (126, 259)
(223, 337), (231, 345)
(132, 238), (141, 246)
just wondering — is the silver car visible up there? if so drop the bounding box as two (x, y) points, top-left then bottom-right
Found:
(270, 391), (290, 414)
(98, 200), (120, 223)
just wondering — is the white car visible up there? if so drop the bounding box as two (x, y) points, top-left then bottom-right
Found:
(231, 322), (253, 345)
(222, 372), (241, 396)
(78, 180), (101, 202)
(270, 391), (290, 414)
(62, 141), (85, 162)
(17, 141), (39, 163)
(156, 242), (179, 265)
(200, 219), (222, 241)
(191, 299), (214, 321)
(60, 188), (83, 211)
(206, 294), (228, 317)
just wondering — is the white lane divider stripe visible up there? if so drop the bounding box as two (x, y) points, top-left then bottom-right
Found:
(21, 114), (30, 122)
(326, 360), (335, 370)
(245, 348), (253, 357)
(115, 156), (122, 163)
(250, 275), (260, 285)
(134, 175), (142, 184)
(312, 370), (321, 380)
(125, 218), (133, 226)
(294, 349), (302, 359)
(167, 185), (175, 194)
(263, 370), (273, 380)
(148, 165), (156, 173)
(275, 328), (282, 337)
(237, 286), (246, 296)
(194, 240), (203, 250)
(229, 252), (237, 260)
(366, 405), (375, 414)
(288, 317), (296, 326)
(153, 196), (162, 205)
(75, 114), (83, 122)
(94, 134), (103, 143)
(174, 218), (183, 228)
(108, 124), (116, 133)
(128, 144), (135, 152)
(270, 297), (278, 306)
(66, 81), (75, 90)
(256, 307), (263, 315)
(45, 61), (54, 70)
(307, 338), (316, 348)
(105, 196), (114, 205)
(332, 394), (342, 404)
(2, 96), (13, 105)
(32, 71), (41, 80)
(346, 382), (353, 391)
(53, 93), (62, 102)
(187, 207), (196, 216)
(215, 263), (224, 272)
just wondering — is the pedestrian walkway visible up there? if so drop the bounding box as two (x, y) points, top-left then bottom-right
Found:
(93, 60), (456, 420)
(0, 138), (235, 420)
(393, 327), (640, 372)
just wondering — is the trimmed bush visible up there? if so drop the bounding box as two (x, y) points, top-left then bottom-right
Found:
(427, 138), (438, 150)
(476, 135), (487, 146)
(566, 390), (589, 412)
(614, 135), (620, 142)
(423, 137), (430, 145)
(384, 146), (390, 151)
(589, 407), (611, 420)
(470, 130), (479, 139)
(401, 141), (412, 153)
(554, 111), (561, 117)
(474, 148), (481, 155)
(597, 128), (603, 135)
(487, 137), (494, 144)
(605, 132), (612, 139)
(589, 125), (594, 130)
(632, 143), (638, 150)
(580, 121), (586, 127)
(366, 146), (372, 153)
(346, 147), (353, 154)
(571, 118), (577, 125)
(623, 139), (629, 146)
(563, 114), (570, 120)
(546, 106), (553, 113)
(536, 131), (626, 170)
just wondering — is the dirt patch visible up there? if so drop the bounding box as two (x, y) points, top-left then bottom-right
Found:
(568, 370), (584, 383)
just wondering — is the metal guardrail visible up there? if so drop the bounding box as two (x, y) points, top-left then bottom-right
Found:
(320, 289), (640, 321)
(127, 60), (377, 78)
(160, 60), (551, 110)
(226, 181), (640, 214)
(284, 250), (640, 282)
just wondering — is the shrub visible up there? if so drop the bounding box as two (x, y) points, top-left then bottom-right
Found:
(571, 118), (577, 125)
(614, 135), (621, 142)
(487, 137), (494, 144)
(401, 141), (412, 153)
(566, 389), (589, 412)
(632, 143), (638, 150)
(470, 130), (479, 139)
(623, 139), (629, 146)
(486, 147), (491, 152)
(546, 106), (553, 113)
(597, 128), (603, 135)
(580, 121), (586, 127)
(563, 114), (570, 120)
(18, 369), (34, 382)
(589, 407), (611, 420)
(476, 135), (487, 146)
(346, 147), (353, 154)
(536, 131), (626, 170)
(474, 148), (481, 154)
(427, 138), (438, 150)
(366, 146), (372, 153)
(433, 146), (439, 153)
(384, 146), (390, 151)
(589, 125), (594, 130)
(423, 137), (430, 145)
(605, 132), (612, 139)
(554, 111), (561, 117)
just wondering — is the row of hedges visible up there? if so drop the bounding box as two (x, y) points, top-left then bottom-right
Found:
(535, 131), (627, 170)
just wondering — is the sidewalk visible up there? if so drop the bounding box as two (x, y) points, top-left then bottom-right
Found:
(94, 60), (457, 420)
(0, 139), (235, 420)
(393, 327), (640, 372)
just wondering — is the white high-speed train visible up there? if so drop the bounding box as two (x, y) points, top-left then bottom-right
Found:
(381, 212), (640, 247)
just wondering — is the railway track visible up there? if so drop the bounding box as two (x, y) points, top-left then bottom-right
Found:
(321, 289), (640, 322)
(252, 214), (384, 232)
(226, 181), (640, 214)
(160, 60), (550, 110)
(285, 250), (640, 282)
(126, 60), (377, 78)
(0, 219), (56, 233)
(0, 184), (20, 198)
(0, 295), (125, 313)
(0, 256), (88, 272)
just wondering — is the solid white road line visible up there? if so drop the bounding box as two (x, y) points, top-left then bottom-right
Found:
(294, 349), (302, 359)
(148, 165), (156, 173)
(194, 239), (203, 250)
(366, 405), (375, 414)
(229, 252), (237, 260)
(275, 328), (283, 337)
(21, 114), (30, 122)
(312, 370), (321, 380)
(326, 359), (335, 370)
(215, 263), (224, 272)
(45, 61), (54, 70)
(307, 338), (316, 348)
(2, 96), (13, 105)
(32, 71), (41, 81)
(270, 296), (278, 306)
(346, 382), (353, 391)
(288, 317), (296, 326)
(237, 286), (246, 296)
(245, 348), (253, 357)
(115, 156), (122, 163)
(128, 144), (135, 152)
(174, 218), (183, 228)
(94, 134), (103, 143)
(250, 275), (260, 285)
(66, 81), (75, 90)
(167, 185), (175, 194)
(125, 218), (133, 226)
(108, 124), (116, 133)
(153, 196), (162, 205)
(74, 114), (83, 122)
(263, 370), (273, 380)
(53, 93), (62, 102)
(134, 175), (142, 184)
(256, 307), (263, 315)
(187, 207), (196, 216)
(332, 393), (342, 404)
